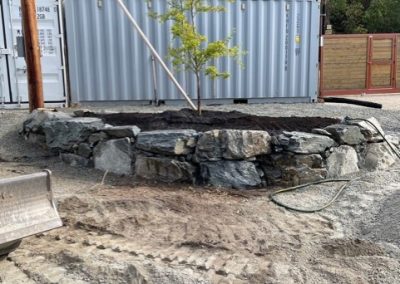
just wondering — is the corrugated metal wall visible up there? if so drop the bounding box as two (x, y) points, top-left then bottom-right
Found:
(64, 0), (320, 104)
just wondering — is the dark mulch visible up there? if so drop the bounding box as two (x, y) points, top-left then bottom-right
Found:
(83, 109), (340, 134)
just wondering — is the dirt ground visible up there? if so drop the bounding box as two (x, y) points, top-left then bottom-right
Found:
(0, 103), (400, 283)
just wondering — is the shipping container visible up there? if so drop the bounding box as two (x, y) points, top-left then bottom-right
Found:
(0, 0), (66, 107)
(64, 0), (321, 105)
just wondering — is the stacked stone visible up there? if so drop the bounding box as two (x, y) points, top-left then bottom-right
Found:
(21, 109), (139, 174)
(22, 110), (399, 189)
(135, 130), (198, 183)
(195, 129), (272, 189)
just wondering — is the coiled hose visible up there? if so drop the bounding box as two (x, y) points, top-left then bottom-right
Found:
(269, 117), (400, 213)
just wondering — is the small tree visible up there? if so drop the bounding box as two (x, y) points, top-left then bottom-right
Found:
(152, 0), (241, 115)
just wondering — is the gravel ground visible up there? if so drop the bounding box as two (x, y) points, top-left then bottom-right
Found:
(340, 94), (400, 111)
(0, 102), (399, 283)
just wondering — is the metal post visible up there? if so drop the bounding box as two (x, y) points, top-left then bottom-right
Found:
(57, 0), (70, 107)
(20, 0), (44, 112)
(150, 55), (158, 105)
(115, 0), (197, 111)
(0, 75), (4, 108)
(8, 0), (21, 106)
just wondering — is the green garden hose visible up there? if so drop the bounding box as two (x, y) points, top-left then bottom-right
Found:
(270, 179), (352, 213)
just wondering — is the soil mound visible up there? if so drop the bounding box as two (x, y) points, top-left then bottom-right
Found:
(83, 109), (340, 134)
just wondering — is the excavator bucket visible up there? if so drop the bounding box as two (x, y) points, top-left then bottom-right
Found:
(0, 170), (62, 250)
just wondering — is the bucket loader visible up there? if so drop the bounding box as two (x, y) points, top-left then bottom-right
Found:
(0, 170), (62, 256)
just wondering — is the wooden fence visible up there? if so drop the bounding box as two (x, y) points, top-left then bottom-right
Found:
(320, 34), (400, 96)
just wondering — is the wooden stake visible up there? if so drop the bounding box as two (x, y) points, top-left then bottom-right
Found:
(21, 0), (44, 112)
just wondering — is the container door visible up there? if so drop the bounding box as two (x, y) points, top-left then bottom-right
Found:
(3, 0), (65, 106)
(0, 1), (11, 104)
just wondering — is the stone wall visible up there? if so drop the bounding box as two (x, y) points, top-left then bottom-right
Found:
(22, 110), (399, 189)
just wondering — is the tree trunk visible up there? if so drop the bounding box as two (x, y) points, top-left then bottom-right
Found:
(196, 72), (201, 116)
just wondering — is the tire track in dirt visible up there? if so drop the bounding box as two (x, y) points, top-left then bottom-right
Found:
(39, 228), (265, 282)
(0, 256), (35, 284)
(7, 227), (261, 284)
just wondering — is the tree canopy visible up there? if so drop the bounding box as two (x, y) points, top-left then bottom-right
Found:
(327, 0), (400, 33)
(151, 0), (242, 115)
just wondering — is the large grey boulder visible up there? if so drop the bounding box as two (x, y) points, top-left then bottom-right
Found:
(135, 156), (195, 183)
(260, 153), (327, 186)
(194, 130), (223, 161)
(195, 129), (271, 161)
(324, 124), (366, 145)
(363, 143), (397, 171)
(277, 132), (336, 154)
(23, 109), (72, 134)
(348, 117), (385, 142)
(200, 161), (261, 189)
(103, 125), (141, 138)
(136, 130), (197, 156)
(222, 129), (271, 159)
(43, 118), (105, 151)
(93, 138), (133, 175)
(326, 145), (359, 177)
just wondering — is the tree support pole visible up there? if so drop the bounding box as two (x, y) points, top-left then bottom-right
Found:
(21, 0), (44, 112)
(115, 0), (197, 111)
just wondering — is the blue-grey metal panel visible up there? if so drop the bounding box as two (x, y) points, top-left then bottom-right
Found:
(65, 0), (320, 103)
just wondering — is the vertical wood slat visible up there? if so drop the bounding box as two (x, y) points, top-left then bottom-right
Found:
(322, 37), (368, 90)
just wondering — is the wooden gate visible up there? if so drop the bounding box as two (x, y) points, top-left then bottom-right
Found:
(320, 34), (400, 97)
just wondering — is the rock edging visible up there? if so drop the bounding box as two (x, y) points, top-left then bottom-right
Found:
(22, 110), (399, 189)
